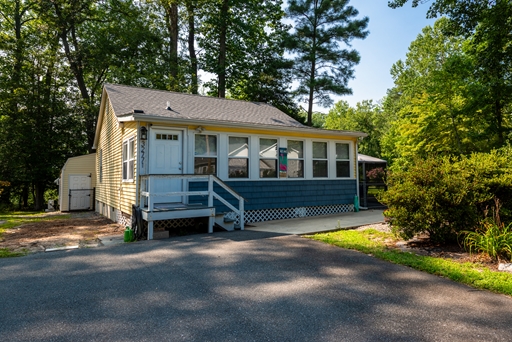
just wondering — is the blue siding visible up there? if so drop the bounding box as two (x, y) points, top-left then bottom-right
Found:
(189, 180), (356, 212)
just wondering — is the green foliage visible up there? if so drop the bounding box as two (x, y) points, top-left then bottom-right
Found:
(462, 199), (512, 262)
(380, 149), (512, 243)
(325, 100), (389, 157)
(311, 229), (512, 296)
(0, 248), (27, 258)
(382, 19), (490, 161)
(463, 223), (512, 263)
(285, 0), (368, 125)
(388, 0), (512, 148)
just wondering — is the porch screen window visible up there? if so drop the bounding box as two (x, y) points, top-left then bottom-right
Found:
(259, 138), (277, 178)
(287, 140), (304, 178)
(312, 142), (328, 178)
(122, 138), (135, 181)
(336, 143), (350, 178)
(194, 134), (217, 175)
(229, 137), (249, 178)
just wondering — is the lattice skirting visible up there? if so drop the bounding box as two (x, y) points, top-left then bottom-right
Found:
(224, 203), (354, 225)
(121, 204), (353, 230)
(118, 211), (131, 227)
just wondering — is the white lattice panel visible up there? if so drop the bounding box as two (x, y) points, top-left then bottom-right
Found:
(223, 204), (353, 225)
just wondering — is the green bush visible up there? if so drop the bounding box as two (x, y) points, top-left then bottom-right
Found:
(379, 148), (512, 244)
(463, 222), (512, 262)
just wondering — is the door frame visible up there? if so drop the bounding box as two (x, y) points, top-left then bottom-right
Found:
(147, 127), (186, 203)
(68, 173), (92, 211)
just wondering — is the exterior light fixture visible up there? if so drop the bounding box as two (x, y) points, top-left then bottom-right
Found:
(195, 126), (205, 133)
(140, 126), (148, 140)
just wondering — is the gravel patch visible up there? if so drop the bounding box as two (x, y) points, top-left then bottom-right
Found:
(354, 222), (391, 233)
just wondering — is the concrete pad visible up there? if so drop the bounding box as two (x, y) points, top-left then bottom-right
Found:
(246, 209), (384, 235)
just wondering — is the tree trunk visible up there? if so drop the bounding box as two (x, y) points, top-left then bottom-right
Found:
(22, 185), (28, 208)
(186, 1), (198, 94)
(164, 1), (179, 91)
(34, 182), (45, 211)
(218, 0), (229, 98)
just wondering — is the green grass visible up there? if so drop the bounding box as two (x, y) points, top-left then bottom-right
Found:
(0, 248), (27, 258)
(0, 212), (71, 250)
(309, 229), (512, 296)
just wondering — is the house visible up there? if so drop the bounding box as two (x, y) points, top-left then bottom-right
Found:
(58, 153), (96, 212)
(93, 84), (367, 239)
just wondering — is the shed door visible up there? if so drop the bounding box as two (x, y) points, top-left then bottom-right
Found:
(69, 175), (91, 210)
(149, 129), (183, 203)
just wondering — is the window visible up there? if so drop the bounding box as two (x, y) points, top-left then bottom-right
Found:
(312, 141), (328, 177)
(229, 136), (249, 178)
(156, 133), (178, 140)
(194, 134), (217, 175)
(287, 140), (304, 178)
(336, 143), (350, 177)
(259, 138), (277, 178)
(99, 149), (103, 183)
(122, 138), (135, 181)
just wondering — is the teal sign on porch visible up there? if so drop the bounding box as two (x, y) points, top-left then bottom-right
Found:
(279, 147), (287, 178)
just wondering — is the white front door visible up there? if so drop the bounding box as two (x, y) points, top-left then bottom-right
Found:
(69, 175), (91, 210)
(149, 129), (183, 203)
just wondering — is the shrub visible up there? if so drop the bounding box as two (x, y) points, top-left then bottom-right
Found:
(379, 148), (512, 244)
(463, 222), (512, 262)
(462, 199), (512, 262)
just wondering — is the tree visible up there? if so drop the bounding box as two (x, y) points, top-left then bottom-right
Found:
(382, 19), (488, 161)
(325, 100), (388, 157)
(0, 0), (87, 209)
(388, 0), (512, 146)
(285, 0), (368, 126)
(198, 0), (288, 99)
(38, 0), (169, 150)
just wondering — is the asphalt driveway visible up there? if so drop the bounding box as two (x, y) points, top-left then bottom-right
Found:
(1, 230), (511, 342)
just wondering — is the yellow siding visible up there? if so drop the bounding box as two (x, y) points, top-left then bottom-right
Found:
(60, 153), (96, 211)
(120, 122), (137, 215)
(96, 101), (120, 210)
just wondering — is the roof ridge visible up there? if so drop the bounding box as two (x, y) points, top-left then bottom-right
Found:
(104, 83), (273, 107)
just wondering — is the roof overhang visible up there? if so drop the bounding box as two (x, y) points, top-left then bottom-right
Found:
(118, 113), (368, 139)
(92, 87), (109, 150)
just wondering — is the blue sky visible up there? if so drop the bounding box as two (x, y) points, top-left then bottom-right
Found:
(323, 1), (435, 110)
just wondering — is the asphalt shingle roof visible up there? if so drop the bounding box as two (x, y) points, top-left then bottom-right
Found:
(104, 84), (306, 128)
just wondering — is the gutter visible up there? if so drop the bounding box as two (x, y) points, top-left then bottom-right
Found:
(118, 113), (368, 139)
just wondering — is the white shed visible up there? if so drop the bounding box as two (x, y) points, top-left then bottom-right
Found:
(58, 153), (96, 211)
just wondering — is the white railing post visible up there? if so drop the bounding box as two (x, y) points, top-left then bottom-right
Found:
(148, 176), (153, 212)
(239, 198), (244, 230)
(208, 175), (214, 208)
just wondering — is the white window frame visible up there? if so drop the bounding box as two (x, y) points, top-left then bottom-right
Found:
(335, 142), (351, 178)
(193, 134), (218, 175)
(122, 137), (135, 182)
(312, 141), (329, 178)
(228, 136), (250, 179)
(286, 139), (305, 179)
(259, 137), (278, 179)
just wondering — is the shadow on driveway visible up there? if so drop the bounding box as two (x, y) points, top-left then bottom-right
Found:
(1, 230), (511, 341)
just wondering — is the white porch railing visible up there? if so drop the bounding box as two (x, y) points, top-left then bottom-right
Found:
(138, 174), (245, 232)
